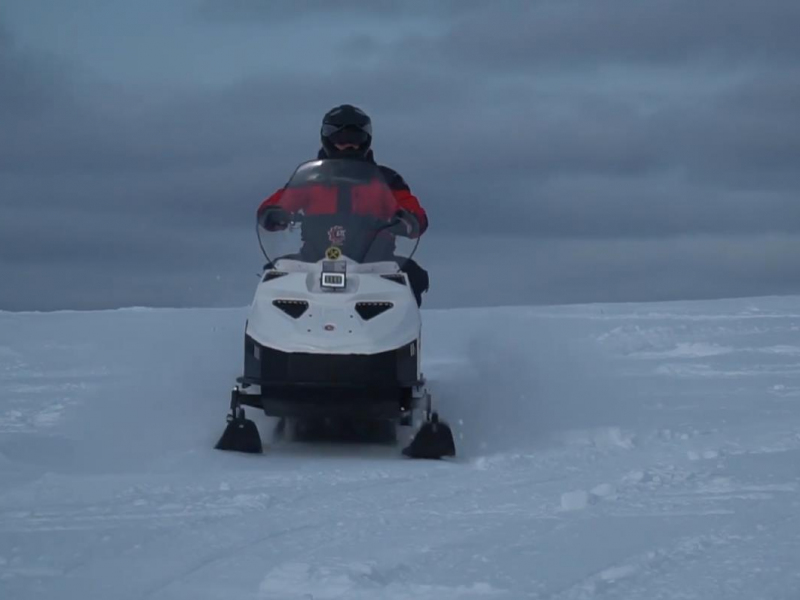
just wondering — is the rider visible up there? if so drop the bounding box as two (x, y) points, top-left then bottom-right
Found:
(257, 104), (430, 305)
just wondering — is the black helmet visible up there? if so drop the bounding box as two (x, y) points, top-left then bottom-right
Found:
(320, 104), (372, 158)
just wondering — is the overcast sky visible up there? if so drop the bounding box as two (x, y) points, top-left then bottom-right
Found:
(2, 0), (799, 311)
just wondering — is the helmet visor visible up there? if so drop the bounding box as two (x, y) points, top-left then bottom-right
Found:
(322, 119), (372, 135)
(322, 124), (371, 146)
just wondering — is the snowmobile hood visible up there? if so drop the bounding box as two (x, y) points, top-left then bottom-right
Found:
(246, 264), (421, 355)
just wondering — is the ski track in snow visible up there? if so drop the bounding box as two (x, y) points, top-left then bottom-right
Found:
(1, 297), (800, 598)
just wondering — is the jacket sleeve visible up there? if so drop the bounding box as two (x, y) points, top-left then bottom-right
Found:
(257, 189), (283, 219)
(256, 188), (305, 220)
(392, 189), (428, 237)
(380, 167), (428, 236)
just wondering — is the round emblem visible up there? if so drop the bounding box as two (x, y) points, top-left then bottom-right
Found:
(325, 246), (342, 260)
(328, 225), (346, 245)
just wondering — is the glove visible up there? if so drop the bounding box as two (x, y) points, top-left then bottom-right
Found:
(387, 209), (420, 238)
(259, 207), (291, 231)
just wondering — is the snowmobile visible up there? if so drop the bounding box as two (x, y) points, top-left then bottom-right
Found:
(215, 158), (456, 459)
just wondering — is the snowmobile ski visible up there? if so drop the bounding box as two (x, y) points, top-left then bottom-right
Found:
(215, 388), (262, 454)
(402, 411), (456, 459)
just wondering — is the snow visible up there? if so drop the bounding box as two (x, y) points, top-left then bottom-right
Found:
(2, 295), (800, 598)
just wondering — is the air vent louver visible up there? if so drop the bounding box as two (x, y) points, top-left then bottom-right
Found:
(273, 299), (308, 318)
(262, 270), (288, 282)
(355, 302), (394, 320)
(381, 274), (407, 285)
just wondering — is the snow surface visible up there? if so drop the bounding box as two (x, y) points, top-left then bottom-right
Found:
(1, 296), (800, 599)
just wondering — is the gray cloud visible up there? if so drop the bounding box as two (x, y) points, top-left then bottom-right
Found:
(197, 0), (488, 23)
(2, 1), (800, 311)
(0, 58), (471, 176)
(385, 0), (800, 69)
(201, 0), (800, 67)
(419, 232), (800, 308)
(6, 59), (798, 242)
(0, 27), (63, 118)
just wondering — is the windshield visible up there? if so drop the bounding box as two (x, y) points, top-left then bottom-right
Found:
(258, 159), (420, 269)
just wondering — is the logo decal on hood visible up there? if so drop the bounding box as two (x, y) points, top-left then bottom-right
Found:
(328, 225), (346, 245)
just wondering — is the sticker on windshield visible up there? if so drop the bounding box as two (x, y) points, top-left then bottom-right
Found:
(325, 246), (342, 260)
(328, 225), (346, 246)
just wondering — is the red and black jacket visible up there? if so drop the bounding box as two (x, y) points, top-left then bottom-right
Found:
(257, 150), (428, 238)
